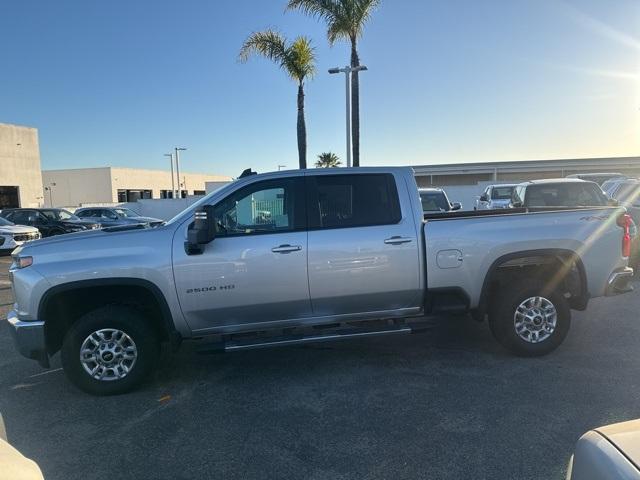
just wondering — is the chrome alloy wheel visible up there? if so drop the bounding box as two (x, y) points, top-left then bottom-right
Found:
(513, 296), (557, 344)
(79, 329), (138, 381)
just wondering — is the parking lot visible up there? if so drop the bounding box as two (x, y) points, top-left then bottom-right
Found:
(1, 255), (640, 480)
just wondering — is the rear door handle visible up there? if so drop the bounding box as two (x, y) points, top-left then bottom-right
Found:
(271, 244), (302, 253)
(384, 236), (413, 245)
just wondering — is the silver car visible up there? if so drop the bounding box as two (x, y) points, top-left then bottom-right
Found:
(75, 207), (163, 228)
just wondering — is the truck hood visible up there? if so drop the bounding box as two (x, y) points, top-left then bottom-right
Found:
(122, 216), (164, 225)
(0, 225), (39, 235)
(16, 223), (160, 252)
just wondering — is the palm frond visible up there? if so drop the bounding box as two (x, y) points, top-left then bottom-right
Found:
(239, 29), (288, 65)
(285, 36), (316, 83)
(288, 0), (380, 45)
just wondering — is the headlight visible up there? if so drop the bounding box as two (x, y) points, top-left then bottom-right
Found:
(12, 255), (33, 269)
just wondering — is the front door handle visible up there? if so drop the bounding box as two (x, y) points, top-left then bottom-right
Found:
(271, 244), (302, 254)
(384, 236), (413, 245)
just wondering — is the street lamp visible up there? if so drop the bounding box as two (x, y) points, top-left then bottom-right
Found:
(164, 153), (175, 198)
(328, 65), (368, 167)
(278, 165), (287, 171)
(44, 183), (56, 207)
(174, 147), (187, 198)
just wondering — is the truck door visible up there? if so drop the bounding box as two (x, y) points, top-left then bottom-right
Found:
(306, 172), (422, 316)
(172, 176), (311, 333)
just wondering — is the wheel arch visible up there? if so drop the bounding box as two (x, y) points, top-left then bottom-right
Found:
(477, 248), (589, 318)
(39, 278), (179, 356)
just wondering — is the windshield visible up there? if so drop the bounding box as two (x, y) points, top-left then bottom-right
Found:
(165, 181), (236, 225)
(420, 191), (450, 212)
(0, 217), (14, 227)
(525, 183), (608, 207)
(491, 186), (514, 200)
(114, 208), (141, 218)
(41, 209), (79, 221)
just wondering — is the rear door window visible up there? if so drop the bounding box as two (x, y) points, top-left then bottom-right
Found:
(307, 174), (401, 229)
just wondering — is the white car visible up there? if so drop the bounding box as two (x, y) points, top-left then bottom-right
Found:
(0, 216), (41, 254)
(475, 184), (518, 210)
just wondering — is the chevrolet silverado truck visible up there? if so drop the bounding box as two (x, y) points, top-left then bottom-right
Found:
(7, 167), (634, 395)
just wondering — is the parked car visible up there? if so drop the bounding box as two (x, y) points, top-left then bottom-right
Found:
(568, 419), (640, 479)
(0, 217), (41, 255)
(475, 184), (517, 210)
(75, 207), (164, 228)
(8, 167), (633, 395)
(566, 172), (626, 186)
(510, 179), (611, 208)
(602, 176), (637, 198)
(0, 208), (100, 237)
(419, 187), (461, 213)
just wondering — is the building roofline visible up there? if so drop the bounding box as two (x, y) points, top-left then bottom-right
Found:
(42, 166), (230, 178)
(412, 156), (640, 175)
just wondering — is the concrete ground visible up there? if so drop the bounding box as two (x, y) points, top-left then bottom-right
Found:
(1, 254), (640, 480)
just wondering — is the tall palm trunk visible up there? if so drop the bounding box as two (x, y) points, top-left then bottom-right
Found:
(350, 39), (360, 167)
(297, 83), (307, 169)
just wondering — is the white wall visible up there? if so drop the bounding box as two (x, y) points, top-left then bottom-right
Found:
(0, 123), (44, 207)
(43, 168), (113, 207)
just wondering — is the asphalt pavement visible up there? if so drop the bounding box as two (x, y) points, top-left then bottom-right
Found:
(1, 255), (640, 480)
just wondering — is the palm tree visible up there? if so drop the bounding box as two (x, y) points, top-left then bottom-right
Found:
(287, 0), (380, 167)
(239, 30), (316, 169)
(315, 152), (342, 168)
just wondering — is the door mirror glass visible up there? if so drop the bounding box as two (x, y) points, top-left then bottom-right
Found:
(479, 194), (488, 202)
(451, 202), (462, 211)
(186, 205), (216, 255)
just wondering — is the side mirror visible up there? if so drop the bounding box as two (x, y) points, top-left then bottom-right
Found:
(185, 205), (216, 255)
(451, 202), (462, 211)
(511, 201), (523, 208)
(479, 195), (488, 202)
(607, 198), (619, 207)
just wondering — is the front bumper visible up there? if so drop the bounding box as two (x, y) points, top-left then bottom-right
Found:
(605, 267), (634, 296)
(7, 310), (49, 368)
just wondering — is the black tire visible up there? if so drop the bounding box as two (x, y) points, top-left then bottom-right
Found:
(488, 280), (571, 357)
(61, 305), (159, 395)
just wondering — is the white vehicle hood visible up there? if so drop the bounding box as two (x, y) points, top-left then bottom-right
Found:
(0, 225), (39, 235)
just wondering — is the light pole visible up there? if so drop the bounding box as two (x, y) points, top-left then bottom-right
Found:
(174, 147), (187, 198)
(164, 153), (175, 198)
(44, 183), (56, 207)
(278, 165), (287, 171)
(328, 65), (367, 167)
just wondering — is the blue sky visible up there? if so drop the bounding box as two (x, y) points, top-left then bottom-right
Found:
(1, 0), (638, 177)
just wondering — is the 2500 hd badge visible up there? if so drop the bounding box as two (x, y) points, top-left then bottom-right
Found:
(186, 284), (235, 294)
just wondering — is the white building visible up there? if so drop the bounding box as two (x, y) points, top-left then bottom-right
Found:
(0, 123), (44, 208)
(42, 167), (231, 207)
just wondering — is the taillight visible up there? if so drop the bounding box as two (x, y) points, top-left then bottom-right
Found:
(618, 213), (632, 257)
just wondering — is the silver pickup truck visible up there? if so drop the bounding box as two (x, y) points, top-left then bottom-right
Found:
(7, 167), (634, 395)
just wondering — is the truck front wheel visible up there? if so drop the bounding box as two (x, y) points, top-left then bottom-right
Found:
(61, 305), (160, 395)
(489, 280), (571, 356)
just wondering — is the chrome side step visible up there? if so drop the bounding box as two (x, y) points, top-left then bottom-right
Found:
(195, 322), (431, 354)
(223, 326), (412, 352)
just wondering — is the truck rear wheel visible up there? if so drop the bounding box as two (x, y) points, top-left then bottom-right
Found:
(488, 280), (570, 356)
(61, 305), (159, 395)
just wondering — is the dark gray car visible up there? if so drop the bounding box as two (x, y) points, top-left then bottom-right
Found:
(75, 207), (163, 228)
